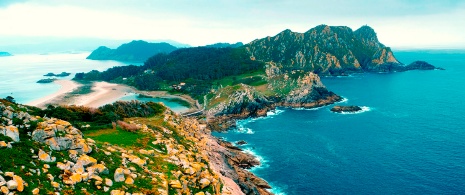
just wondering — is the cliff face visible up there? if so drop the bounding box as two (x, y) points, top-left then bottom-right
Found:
(205, 63), (341, 131)
(87, 40), (177, 62)
(245, 25), (403, 75)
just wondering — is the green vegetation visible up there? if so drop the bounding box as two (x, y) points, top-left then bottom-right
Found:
(75, 47), (266, 102)
(84, 127), (142, 147)
(30, 101), (167, 131)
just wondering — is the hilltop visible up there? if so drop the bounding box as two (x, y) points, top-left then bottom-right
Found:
(87, 40), (178, 62)
(245, 25), (404, 75)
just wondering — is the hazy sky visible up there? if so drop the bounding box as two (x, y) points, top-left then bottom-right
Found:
(1, 0), (464, 48)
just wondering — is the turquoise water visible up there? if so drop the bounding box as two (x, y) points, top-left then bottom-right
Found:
(0, 53), (138, 104)
(118, 94), (189, 113)
(214, 51), (465, 194)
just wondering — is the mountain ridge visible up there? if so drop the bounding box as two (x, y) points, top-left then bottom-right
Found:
(245, 25), (404, 75)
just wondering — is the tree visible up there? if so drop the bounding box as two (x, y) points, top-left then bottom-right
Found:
(5, 96), (15, 103)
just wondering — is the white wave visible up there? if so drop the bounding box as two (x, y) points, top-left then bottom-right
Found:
(266, 108), (285, 116)
(292, 107), (321, 111)
(234, 126), (255, 134)
(339, 106), (371, 114)
(338, 97), (348, 103)
(267, 186), (288, 195)
(242, 148), (269, 171)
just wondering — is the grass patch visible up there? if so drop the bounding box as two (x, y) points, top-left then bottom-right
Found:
(84, 128), (142, 147)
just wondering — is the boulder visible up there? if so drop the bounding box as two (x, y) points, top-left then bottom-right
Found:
(110, 190), (126, 195)
(0, 175), (5, 184)
(105, 178), (113, 186)
(1, 186), (8, 194)
(6, 180), (17, 190)
(87, 164), (109, 175)
(76, 155), (97, 167)
(3, 126), (19, 142)
(51, 182), (60, 188)
(199, 178), (211, 189)
(124, 177), (134, 185)
(12, 175), (24, 192)
(114, 168), (125, 182)
(170, 180), (182, 189)
(38, 149), (56, 162)
(32, 188), (40, 194)
(235, 140), (247, 145)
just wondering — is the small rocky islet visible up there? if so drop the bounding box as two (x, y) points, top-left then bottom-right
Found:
(330, 105), (362, 113)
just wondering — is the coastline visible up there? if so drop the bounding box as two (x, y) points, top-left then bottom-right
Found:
(73, 81), (135, 107)
(26, 80), (198, 111)
(26, 79), (81, 108)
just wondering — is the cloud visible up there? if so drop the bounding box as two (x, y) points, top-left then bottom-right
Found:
(0, 0), (464, 48)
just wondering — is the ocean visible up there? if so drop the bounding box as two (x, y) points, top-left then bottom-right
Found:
(0, 53), (188, 112)
(213, 50), (465, 194)
(2, 51), (465, 194)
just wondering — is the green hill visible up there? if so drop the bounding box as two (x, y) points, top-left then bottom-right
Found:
(86, 40), (178, 62)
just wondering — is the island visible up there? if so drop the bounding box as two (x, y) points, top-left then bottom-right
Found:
(0, 52), (12, 57)
(330, 105), (362, 113)
(86, 40), (178, 62)
(36, 78), (56, 83)
(43, 72), (71, 77)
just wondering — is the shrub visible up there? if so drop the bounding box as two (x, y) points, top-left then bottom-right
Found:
(117, 120), (139, 132)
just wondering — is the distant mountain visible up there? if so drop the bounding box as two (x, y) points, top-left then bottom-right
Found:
(0, 37), (189, 55)
(204, 42), (243, 48)
(86, 40), (178, 62)
(0, 52), (12, 57)
(245, 25), (404, 75)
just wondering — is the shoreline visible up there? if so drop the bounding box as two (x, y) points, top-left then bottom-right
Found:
(26, 80), (198, 112)
(73, 81), (135, 107)
(26, 80), (82, 108)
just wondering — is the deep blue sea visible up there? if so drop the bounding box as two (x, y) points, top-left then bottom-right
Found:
(214, 50), (465, 194)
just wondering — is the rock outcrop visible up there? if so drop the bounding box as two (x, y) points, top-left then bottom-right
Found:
(330, 105), (362, 113)
(405, 61), (440, 70)
(206, 66), (342, 131)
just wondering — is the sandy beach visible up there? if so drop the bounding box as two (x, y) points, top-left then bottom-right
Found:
(26, 80), (199, 112)
(73, 81), (135, 107)
(27, 80), (81, 108)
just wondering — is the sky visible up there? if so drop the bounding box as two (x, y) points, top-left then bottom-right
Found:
(1, 0), (465, 49)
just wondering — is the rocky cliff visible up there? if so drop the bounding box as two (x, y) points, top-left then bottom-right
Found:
(87, 40), (177, 62)
(245, 25), (405, 75)
(205, 63), (341, 131)
(0, 100), (270, 195)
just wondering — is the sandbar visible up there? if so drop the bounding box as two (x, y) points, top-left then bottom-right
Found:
(27, 80), (81, 108)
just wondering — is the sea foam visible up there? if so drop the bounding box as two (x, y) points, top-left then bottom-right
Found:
(339, 106), (371, 114)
